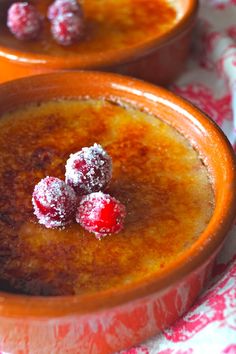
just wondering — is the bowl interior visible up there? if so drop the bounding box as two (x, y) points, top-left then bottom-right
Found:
(0, 71), (235, 318)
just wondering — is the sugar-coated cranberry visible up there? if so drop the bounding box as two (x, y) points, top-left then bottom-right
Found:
(47, 0), (82, 21)
(76, 192), (126, 239)
(7, 2), (42, 40)
(65, 143), (112, 195)
(32, 176), (77, 229)
(50, 12), (84, 45)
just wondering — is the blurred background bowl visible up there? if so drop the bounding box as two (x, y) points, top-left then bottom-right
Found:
(0, 0), (198, 85)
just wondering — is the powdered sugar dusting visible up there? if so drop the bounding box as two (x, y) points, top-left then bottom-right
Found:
(65, 143), (112, 195)
(32, 176), (77, 228)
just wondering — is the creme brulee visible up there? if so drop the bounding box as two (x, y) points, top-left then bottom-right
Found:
(0, 99), (214, 296)
(0, 0), (177, 55)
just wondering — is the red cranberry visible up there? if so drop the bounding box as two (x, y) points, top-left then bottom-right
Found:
(32, 176), (77, 229)
(7, 2), (42, 40)
(50, 12), (84, 46)
(76, 192), (126, 239)
(65, 144), (112, 195)
(47, 0), (83, 21)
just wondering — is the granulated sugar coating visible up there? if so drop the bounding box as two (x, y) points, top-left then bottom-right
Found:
(32, 176), (77, 228)
(65, 143), (112, 195)
(50, 12), (84, 46)
(7, 2), (42, 40)
(0, 99), (214, 296)
(76, 192), (126, 239)
(47, 0), (83, 21)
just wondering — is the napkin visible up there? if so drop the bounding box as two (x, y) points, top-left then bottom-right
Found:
(123, 0), (236, 353)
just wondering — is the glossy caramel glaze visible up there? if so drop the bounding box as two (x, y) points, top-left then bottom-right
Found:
(0, 100), (214, 296)
(0, 0), (177, 56)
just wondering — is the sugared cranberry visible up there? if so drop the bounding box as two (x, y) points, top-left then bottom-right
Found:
(76, 192), (126, 239)
(50, 12), (84, 46)
(32, 176), (77, 229)
(47, 0), (83, 21)
(65, 143), (112, 195)
(7, 2), (42, 40)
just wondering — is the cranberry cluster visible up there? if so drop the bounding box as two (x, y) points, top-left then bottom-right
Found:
(7, 0), (84, 45)
(32, 144), (126, 239)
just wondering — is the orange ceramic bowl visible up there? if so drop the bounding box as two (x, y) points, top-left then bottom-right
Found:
(0, 0), (198, 85)
(0, 71), (235, 354)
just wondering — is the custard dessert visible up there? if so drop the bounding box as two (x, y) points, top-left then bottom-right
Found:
(0, 99), (214, 296)
(0, 0), (177, 54)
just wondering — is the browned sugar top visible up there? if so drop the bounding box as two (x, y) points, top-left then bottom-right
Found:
(0, 99), (214, 296)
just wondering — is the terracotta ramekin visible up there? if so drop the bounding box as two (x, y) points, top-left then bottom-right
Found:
(0, 71), (235, 354)
(0, 0), (198, 85)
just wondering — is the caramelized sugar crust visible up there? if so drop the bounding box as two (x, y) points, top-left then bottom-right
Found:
(0, 0), (177, 56)
(0, 100), (214, 296)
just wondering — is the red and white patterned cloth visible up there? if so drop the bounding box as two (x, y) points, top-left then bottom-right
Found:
(124, 1), (236, 353)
